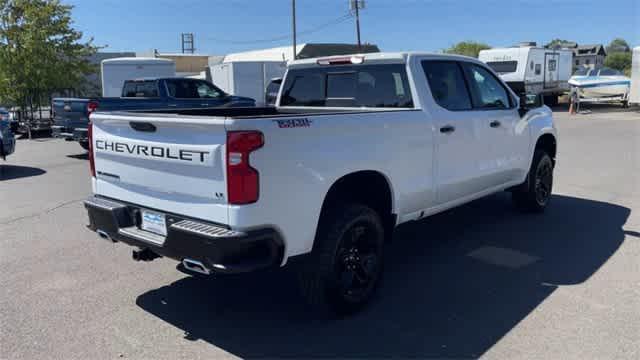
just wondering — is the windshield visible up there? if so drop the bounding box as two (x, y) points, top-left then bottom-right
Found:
(573, 68), (589, 76)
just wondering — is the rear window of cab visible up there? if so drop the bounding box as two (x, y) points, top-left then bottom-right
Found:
(280, 64), (414, 108)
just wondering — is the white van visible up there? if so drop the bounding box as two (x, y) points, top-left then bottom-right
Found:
(479, 45), (573, 105)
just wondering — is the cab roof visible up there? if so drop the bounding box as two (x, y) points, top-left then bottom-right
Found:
(287, 51), (484, 68)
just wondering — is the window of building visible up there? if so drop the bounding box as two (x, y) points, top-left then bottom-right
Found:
(535, 64), (541, 75)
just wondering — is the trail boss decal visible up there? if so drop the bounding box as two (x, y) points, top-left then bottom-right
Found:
(273, 118), (312, 128)
(95, 140), (211, 164)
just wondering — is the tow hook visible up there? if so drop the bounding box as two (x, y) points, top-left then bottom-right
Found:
(132, 248), (161, 262)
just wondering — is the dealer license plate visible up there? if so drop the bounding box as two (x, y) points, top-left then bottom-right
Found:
(141, 210), (167, 236)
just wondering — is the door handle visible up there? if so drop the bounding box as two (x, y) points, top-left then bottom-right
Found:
(490, 121), (501, 128)
(440, 125), (455, 134)
(168, 104), (177, 107)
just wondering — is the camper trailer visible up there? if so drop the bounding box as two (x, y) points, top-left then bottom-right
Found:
(630, 47), (640, 105)
(479, 44), (573, 105)
(101, 58), (176, 97)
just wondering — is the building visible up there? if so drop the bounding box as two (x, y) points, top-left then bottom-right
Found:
(546, 42), (607, 71)
(572, 44), (607, 69)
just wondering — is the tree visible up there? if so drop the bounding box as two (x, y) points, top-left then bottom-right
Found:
(606, 38), (630, 54)
(604, 52), (632, 73)
(0, 0), (99, 116)
(444, 41), (491, 58)
(545, 39), (576, 49)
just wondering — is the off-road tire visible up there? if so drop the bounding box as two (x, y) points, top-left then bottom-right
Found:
(513, 150), (554, 212)
(298, 203), (385, 316)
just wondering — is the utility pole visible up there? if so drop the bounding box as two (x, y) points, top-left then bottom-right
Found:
(292, 0), (297, 60)
(354, 1), (361, 49)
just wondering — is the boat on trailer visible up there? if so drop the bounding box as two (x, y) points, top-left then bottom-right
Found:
(568, 67), (631, 106)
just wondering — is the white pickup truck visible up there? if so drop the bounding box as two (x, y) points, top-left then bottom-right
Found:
(84, 52), (557, 315)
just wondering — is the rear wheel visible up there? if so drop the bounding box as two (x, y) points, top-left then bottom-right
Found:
(513, 150), (554, 212)
(298, 204), (384, 316)
(79, 141), (89, 151)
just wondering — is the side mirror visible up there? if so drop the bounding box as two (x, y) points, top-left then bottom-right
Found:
(519, 93), (543, 116)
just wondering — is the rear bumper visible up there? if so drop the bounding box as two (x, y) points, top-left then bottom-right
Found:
(52, 126), (73, 139)
(52, 126), (87, 142)
(84, 196), (284, 274)
(73, 128), (88, 142)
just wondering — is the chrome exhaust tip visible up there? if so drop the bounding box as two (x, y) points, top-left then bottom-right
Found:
(182, 259), (211, 275)
(97, 229), (115, 243)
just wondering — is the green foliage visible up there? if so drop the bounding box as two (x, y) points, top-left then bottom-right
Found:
(606, 38), (630, 54)
(545, 39), (575, 49)
(604, 52), (632, 73)
(0, 0), (99, 108)
(444, 41), (491, 58)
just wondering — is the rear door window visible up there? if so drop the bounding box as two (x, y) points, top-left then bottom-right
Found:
(166, 79), (224, 99)
(122, 81), (159, 98)
(280, 64), (414, 108)
(462, 63), (513, 109)
(422, 60), (472, 111)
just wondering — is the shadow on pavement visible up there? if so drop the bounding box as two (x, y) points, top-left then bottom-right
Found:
(0, 165), (46, 181)
(67, 153), (88, 160)
(17, 130), (53, 140)
(136, 193), (629, 358)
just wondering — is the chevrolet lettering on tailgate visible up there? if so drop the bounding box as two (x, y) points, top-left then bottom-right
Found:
(95, 139), (211, 164)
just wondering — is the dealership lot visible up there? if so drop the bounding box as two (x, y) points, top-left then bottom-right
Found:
(1, 108), (639, 359)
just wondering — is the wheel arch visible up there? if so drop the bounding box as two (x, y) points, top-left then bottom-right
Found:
(534, 132), (557, 163)
(315, 170), (397, 241)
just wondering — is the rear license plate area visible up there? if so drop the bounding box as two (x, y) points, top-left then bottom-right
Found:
(140, 210), (167, 237)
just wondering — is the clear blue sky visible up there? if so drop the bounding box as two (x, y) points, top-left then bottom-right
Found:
(67, 0), (639, 55)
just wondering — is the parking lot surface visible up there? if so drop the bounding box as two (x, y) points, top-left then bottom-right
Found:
(1, 108), (639, 359)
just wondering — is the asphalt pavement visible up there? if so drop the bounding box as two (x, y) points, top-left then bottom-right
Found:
(1, 107), (639, 359)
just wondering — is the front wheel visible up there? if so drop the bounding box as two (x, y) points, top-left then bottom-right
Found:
(513, 150), (554, 212)
(298, 204), (385, 316)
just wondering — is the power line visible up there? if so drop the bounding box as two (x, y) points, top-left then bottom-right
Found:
(204, 13), (353, 45)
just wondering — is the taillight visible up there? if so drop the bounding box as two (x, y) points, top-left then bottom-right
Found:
(88, 122), (95, 177)
(226, 131), (264, 204)
(87, 100), (99, 114)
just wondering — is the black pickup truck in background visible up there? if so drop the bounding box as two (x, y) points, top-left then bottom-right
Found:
(52, 77), (255, 150)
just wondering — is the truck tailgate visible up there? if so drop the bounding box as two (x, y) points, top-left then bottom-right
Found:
(91, 113), (228, 224)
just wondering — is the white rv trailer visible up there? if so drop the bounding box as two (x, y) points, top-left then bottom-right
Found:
(101, 58), (176, 97)
(630, 47), (640, 105)
(479, 45), (573, 105)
